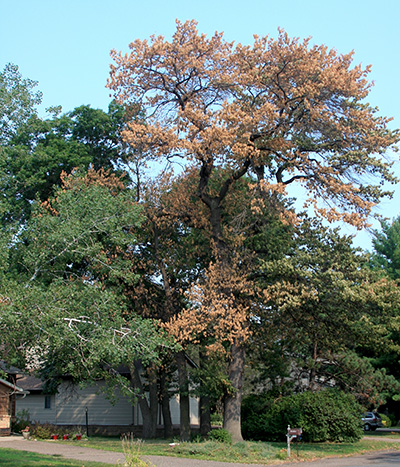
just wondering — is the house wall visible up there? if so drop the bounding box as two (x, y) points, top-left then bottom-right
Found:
(0, 385), (11, 436)
(16, 381), (199, 428)
(169, 394), (199, 426)
(15, 394), (57, 424)
(16, 382), (134, 426)
(55, 383), (134, 426)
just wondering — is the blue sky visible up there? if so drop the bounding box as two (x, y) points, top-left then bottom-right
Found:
(1, 0), (399, 250)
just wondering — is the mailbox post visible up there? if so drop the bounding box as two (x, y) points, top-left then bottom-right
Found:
(287, 425), (302, 457)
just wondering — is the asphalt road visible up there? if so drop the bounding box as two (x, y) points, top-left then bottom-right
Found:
(279, 450), (400, 467)
(1, 435), (400, 467)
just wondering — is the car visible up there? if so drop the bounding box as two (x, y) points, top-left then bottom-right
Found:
(362, 412), (383, 431)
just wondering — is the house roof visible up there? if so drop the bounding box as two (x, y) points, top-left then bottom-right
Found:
(0, 377), (28, 394)
(0, 361), (20, 374)
(15, 374), (44, 391)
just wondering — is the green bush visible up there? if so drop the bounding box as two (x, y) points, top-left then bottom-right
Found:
(379, 413), (392, 428)
(210, 412), (223, 427)
(31, 423), (66, 439)
(11, 409), (30, 433)
(242, 389), (363, 443)
(208, 428), (232, 443)
(31, 423), (54, 439)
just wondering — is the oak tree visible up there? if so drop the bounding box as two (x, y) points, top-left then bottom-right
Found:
(108, 20), (398, 440)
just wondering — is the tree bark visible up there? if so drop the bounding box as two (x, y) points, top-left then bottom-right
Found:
(200, 394), (211, 436)
(176, 351), (191, 441)
(159, 367), (174, 438)
(199, 349), (211, 436)
(148, 366), (159, 435)
(130, 361), (157, 438)
(223, 342), (245, 442)
(199, 160), (249, 442)
(308, 340), (318, 391)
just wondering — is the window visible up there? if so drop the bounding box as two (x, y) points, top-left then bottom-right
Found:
(44, 395), (51, 409)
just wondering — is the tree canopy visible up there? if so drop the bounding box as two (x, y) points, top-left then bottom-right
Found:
(370, 216), (400, 281)
(0, 171), (173, 394)
(1, 101), (127, 225)
(0, 63), (42, 145)
(108, 20), (399, 440)
(108, 20), (398, 228)
(1, 22), (400, 441)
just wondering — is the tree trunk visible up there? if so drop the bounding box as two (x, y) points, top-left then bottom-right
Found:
(223, 342), (245, 442)
(200, 394), (211, 436)
(148, 366), (159, 435)
(199, 165), (248, 442)
(308, 341), (318, 391)
(130, 361), (157, 438)
(159, 368), (174, 438)
(199, 349), (211, 436)
(176, 351), (191, 441)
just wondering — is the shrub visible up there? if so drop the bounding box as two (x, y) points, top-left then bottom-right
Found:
(30, 422), (65, 439)
(122, 435), (154, 467)
(380, 413), (392, 427)
(208, 428), (232, 443)
(210, 412), (223, 427)
(31, 423), (54, 439)
(242, 389), (363, 443)
(11, 409), (30, 433)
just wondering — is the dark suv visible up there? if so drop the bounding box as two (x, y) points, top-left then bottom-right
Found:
(362, 412), (383, 431)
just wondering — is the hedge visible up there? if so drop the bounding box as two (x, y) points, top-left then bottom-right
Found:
(241, 388), (363, 442)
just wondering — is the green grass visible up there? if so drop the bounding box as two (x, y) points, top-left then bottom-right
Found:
(8, 434), (400, 466)
(363, 430), (400, 438)
(48, 435), (400, 464)
(0, 448), (112, 467)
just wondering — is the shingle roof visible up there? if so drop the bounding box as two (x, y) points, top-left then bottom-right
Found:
(0, 377), (27, 394)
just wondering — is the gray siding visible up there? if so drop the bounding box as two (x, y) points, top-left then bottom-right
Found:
(16, 394), (56, 424)
(16, 381), (199, 427)
(55, 382), (134, 425)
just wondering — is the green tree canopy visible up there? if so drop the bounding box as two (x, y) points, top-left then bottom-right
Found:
(0, 171), (173, 393)
(250, 218), (400, 405)
(0, 63), (42, 145)
(370, 216), (400, 281)
(1, 101), (127, 225)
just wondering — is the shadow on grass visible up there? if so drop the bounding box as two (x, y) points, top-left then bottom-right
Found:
(0, 448), (110, 467)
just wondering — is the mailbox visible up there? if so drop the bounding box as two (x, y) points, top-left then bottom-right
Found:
(286, 425), (302, 457)
(288, 427), (302, 437)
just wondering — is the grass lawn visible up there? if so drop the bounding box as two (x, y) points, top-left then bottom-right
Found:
(363, 430), (400, 438)
(45, 434), (400, 464)
(0, 448), (112, 467)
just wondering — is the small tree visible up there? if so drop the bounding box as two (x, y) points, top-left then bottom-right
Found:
(0, 171), (173, 411)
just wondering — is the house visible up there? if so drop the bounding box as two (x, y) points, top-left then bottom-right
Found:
(15, 373), (199, 436)
(0, 377), (27, 436)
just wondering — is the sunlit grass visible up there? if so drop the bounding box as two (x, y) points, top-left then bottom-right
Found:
(0, 448), (111, 467)
(49, 435), (400, 464)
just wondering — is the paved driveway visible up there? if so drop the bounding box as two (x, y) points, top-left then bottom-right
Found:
(279, 450), (400, 467)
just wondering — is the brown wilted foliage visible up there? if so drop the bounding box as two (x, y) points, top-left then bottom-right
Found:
(108, 20), (398, 440)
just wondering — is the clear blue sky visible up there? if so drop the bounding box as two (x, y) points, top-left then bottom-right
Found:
(1, 0), (399, 250)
